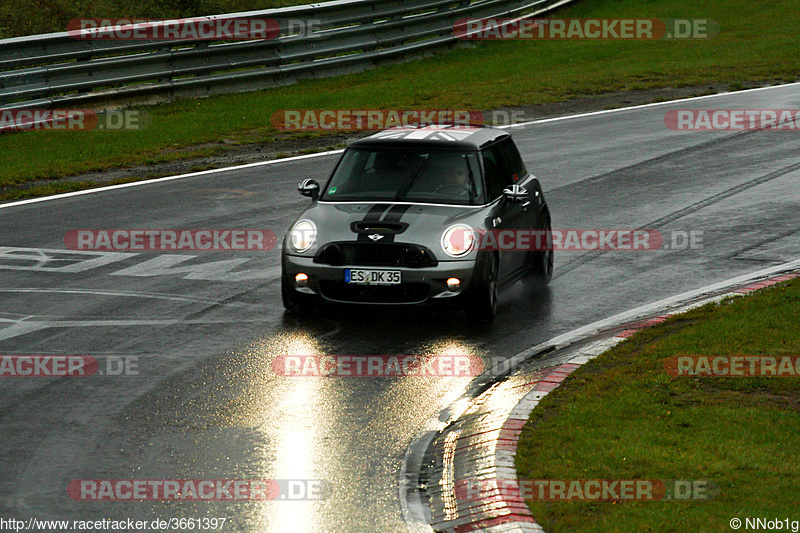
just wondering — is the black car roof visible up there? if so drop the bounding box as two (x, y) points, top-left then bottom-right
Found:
(349, 125), (510, 151)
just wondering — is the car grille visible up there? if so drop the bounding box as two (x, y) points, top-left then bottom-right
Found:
(314, 242), (438, 268)
(319, 281), (430, 304)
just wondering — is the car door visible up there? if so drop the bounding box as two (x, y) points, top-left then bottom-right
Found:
(480, 142), (528, 280)
(499, 137), (542, 231)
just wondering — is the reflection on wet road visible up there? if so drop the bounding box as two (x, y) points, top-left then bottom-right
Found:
(1, 84), (799, 531)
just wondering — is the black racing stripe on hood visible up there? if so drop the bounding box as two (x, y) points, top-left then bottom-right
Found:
(379, 204), (412, 243)
(382, 204), (412, 222)
(357, 203), (392, 241)
(364, 203), (391, 220)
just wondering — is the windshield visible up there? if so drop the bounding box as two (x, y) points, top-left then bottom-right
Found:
(320, 148), (485, 205)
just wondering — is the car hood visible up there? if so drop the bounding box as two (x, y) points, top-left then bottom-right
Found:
(287, 201), (487, 259)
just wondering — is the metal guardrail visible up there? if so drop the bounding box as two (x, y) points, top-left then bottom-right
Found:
(0, 0), (576, 110)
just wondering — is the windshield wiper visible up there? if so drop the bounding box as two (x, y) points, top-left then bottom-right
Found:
(392, 158), (430, 201)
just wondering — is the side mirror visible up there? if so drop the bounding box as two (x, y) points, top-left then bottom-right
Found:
(298, 179), (320, 200)
(502, 184), (527, 203)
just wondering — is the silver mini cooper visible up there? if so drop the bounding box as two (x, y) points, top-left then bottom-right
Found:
(281, 125), (552, 318)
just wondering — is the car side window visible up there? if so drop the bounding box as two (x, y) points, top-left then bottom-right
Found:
(481, 144), (513, 200)
(500, 139), (527, 182)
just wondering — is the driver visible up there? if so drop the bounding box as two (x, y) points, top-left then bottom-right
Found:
(435, 159), (470, 196)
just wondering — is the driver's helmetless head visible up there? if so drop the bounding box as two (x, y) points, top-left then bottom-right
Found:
(446, 163), (468, 184)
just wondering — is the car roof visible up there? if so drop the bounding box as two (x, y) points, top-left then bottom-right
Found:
(349, 125), (510, 151)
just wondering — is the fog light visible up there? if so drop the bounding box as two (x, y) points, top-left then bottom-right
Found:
(295, 273), (309, 287)
(447, 277), (461, 291)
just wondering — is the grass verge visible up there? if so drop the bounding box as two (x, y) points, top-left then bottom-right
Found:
(1, 0), (799, 196)
(515, 277), (800, 532)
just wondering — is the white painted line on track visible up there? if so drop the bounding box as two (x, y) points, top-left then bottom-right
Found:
(0, 150), (344, 210)
(3, 82), (799, 210)
(0, 287), (262, 306)
(502, 81), (800, 129)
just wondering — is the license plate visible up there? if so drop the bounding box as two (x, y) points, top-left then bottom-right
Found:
(345, 269), (401, 285)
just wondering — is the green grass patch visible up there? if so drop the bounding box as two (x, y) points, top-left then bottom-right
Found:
(0, 0), (312, 39)
(515, 278), (800, 532)
(1, 0), (799, 194)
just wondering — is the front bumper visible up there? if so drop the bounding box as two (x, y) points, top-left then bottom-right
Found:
(282, 253), (479, 305)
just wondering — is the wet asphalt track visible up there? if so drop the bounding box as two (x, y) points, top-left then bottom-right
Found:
(1, 84), (799, 532)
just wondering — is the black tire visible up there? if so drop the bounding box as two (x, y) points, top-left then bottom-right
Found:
(524, 210), (553, 289)
(467, 252), (498, 320)
(282, 277), (313, 315)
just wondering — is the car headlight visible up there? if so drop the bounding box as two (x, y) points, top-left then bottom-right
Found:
(441, 224), (475, 257)
(289, 220), (317, 252)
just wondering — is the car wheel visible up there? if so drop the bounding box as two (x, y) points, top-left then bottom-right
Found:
(282, 276), (313, 315)
(467, 252), (498, 320)
(524, 210), (553, 289)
